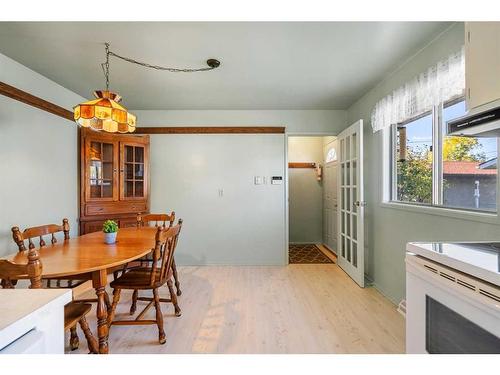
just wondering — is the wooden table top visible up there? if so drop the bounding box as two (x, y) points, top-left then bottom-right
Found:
(6, 227), (157, 278)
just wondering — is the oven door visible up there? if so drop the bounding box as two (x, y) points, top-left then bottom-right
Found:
(406, 254), (500, 354)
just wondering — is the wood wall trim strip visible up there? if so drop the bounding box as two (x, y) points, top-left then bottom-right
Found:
(0, 81), (74, 121)
(0, 82), (285, 135)
(288, 162), (317, 169)
(134, 126), (285, 134)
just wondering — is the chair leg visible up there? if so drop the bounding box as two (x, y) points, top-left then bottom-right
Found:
(78, 316), (98, 354)
(104, 290), (112, 311)
(69, 326), (79, 351)
(167, 279), (181, 317)
(153, 288), (166, 344)
(171, 258), (181, 296)
(130, 290), (138, 315)
(107, 289), (121, 326)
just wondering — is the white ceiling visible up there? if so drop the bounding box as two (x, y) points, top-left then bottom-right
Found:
(0, 22), (453, 110)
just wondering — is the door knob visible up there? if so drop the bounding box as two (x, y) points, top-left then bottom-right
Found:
(354, 201), (366, 207)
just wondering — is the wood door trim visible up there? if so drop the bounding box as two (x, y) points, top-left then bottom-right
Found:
(134, 126), (285, 134)
(0, 81), (74, 120)
(288, 162), (317, 169)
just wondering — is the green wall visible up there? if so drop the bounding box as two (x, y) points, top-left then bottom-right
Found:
(346, 22), (500, 304)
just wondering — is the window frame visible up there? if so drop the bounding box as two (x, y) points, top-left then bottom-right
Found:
(388, 96), (498, 214)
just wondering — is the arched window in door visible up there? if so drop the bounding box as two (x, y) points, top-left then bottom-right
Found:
(326, 147), (337, 163)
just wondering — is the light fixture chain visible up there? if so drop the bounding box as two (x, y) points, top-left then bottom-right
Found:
(107, 49), (218, 73)
(104, 42), (110, 90)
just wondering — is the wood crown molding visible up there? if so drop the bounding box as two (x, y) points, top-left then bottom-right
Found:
(0, 81), (285, 135)
(134, 126), (285, 134)
(0, 81), (74, 121)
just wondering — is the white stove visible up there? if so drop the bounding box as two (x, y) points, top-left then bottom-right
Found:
(405, 241), (500, 354)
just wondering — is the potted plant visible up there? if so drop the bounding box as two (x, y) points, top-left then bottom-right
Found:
(102, 220), (119, 244)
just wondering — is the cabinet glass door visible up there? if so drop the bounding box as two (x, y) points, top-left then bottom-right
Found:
(121, 143), (147, 199)
(86, 140), (118, 201)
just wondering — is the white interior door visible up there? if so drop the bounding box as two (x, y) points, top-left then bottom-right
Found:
(337, 120), (365, 287)
(323, 140), (338, 253)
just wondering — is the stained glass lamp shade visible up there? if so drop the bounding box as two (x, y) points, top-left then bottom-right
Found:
(74, 90), (136, 133)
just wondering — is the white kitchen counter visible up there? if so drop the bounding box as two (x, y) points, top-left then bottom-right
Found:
(407, 242), (500, 287)
(0, 289), (71, 354)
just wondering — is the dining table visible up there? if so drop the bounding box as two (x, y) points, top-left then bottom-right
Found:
(6, 226), (158, 354)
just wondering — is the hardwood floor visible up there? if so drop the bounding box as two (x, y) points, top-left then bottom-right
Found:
(67, 264), (405, 354)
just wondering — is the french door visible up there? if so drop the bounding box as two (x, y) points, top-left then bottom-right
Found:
(337, 120), (365, 287)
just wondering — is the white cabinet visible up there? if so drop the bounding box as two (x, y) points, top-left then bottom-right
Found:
(465, 22), (500, 110)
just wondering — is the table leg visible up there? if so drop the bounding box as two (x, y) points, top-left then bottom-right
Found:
(92, 269), (109, 354)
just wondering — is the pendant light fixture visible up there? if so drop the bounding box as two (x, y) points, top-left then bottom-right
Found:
(74, 43), (221, 133)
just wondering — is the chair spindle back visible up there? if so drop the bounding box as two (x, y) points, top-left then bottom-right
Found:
(149, 219), (183, 286)
(0, 248), (43, 289)
(12, 218), (70, 252)
(137, 213), (175, 229)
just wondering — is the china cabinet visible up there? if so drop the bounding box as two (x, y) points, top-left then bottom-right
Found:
(79, 129), (150, 234)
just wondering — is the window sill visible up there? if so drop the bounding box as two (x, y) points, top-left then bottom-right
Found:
(379, 201), (499, 225)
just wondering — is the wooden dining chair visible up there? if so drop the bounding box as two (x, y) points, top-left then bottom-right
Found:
(108, 220), (183, 345)
(11, 219), (106, 298)
(126, 212), (181, 315)
(11, 219), (80, 288)
(0, 247), (98, 353)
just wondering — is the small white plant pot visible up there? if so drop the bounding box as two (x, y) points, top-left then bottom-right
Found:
(104, 232), (117, 244)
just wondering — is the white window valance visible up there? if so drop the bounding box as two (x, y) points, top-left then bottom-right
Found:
(371, 47), (465, 133)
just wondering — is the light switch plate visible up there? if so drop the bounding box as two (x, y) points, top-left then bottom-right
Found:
(254, 176), (263, 185)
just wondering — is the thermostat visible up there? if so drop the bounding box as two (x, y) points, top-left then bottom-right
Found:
(271, 176), (283, 185)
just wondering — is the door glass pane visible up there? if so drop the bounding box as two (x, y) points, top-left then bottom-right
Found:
(352, 160), (357, 185)
(346, 136), (351, 161)
(341, 164), (345, 185)
(341, 235), (345, 257)
(135, 147), (144, 163)
(346, 239), (351, 262)
(102, 162), (113, 180)
(346, 162), (351, 185)
(442, 100), (497, 212)
(125, 181), (134, 197)
(352, 133), (357, 157)
(346, 213), (350, 237)
(126, 163), (134, 179)
(125, 146), (134, 162)
(135, 164), (144, 180)
(90, 181), (101, 198)
(89, 141), (114, 199)
(346, 187), (351, 210)
(103, 143), (113, 161)
(340, 139), (345, 162)
(135, 181), (144, 197)
(395, 113), (433, 204)
(352, 242), (357, 267)
(102, 180), (113, 198)
(341, 211), (345, 232)
(352, 187), (357, 213)
(352, 216), (357, 240)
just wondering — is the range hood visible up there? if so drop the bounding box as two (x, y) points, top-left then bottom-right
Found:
(447, 100), (500, 137)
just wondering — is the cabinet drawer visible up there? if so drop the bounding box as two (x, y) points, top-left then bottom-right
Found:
(85, 202), (147, 216)
(81, 218), (141, 234)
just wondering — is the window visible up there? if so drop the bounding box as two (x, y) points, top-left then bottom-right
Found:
(394, 113), (433, 204)
(390, 99), (498, 213)
(325, 147), (337, 163)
